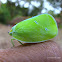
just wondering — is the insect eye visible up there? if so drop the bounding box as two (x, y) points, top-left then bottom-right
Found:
(9, 29), (13, 36)
(9, 32), (12, 36)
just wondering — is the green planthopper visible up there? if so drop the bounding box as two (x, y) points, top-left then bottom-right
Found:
(9, 14), (58, 46)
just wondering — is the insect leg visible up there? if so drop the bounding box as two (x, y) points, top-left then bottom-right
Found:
(18, 40), (23, 45)
(11, 38), (15, 47)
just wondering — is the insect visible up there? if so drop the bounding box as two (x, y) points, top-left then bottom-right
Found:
(9, 14), (58, 46)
